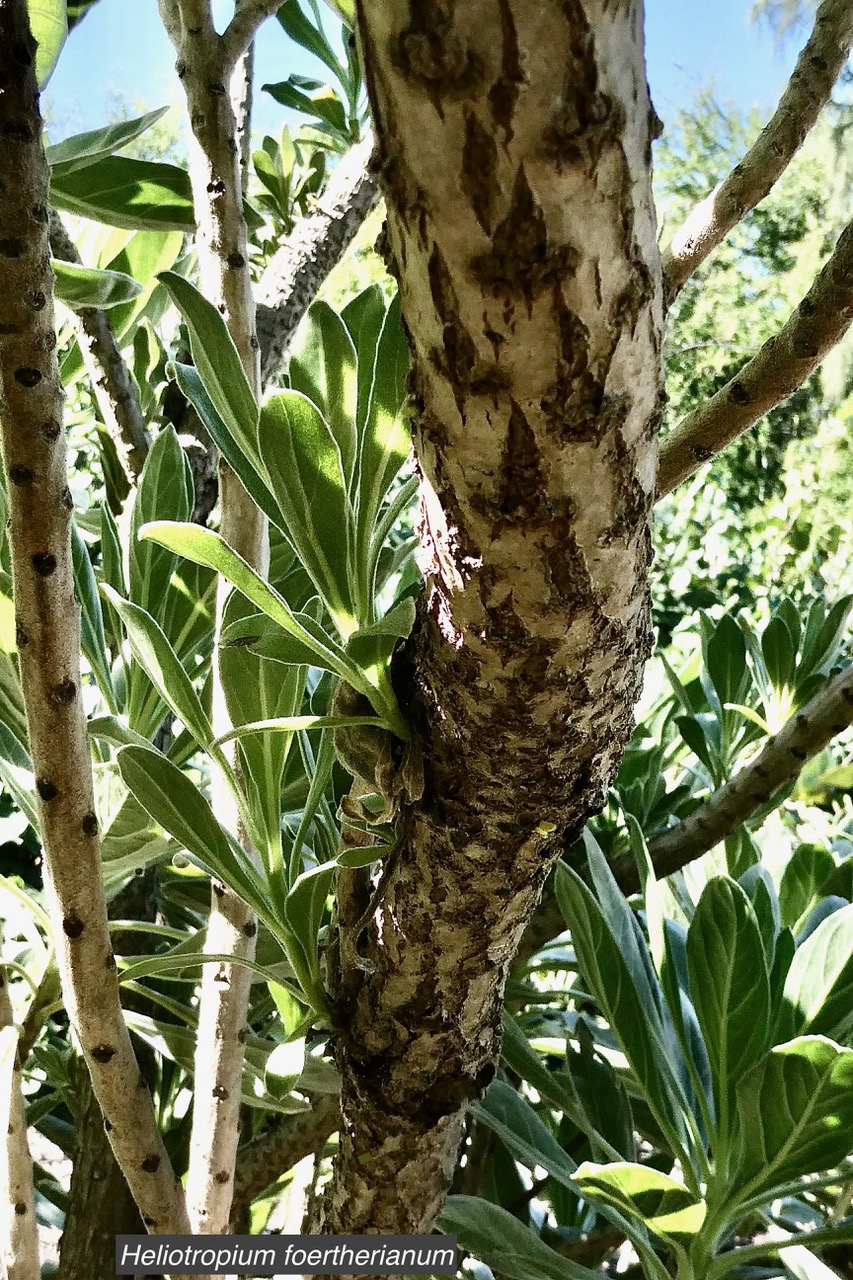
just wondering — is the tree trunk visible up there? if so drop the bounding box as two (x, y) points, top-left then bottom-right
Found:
(322, 0), (664, 1237)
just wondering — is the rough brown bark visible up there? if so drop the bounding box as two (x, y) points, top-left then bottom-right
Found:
(0, 0), (188, 1235)
(658, 215), (853, 497)
(321, 0), (663, 1238)
(661, 0), (853, 301)
(231, 1093), (339, 1218)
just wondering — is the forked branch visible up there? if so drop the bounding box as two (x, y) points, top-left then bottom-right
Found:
(662, 0), (853, 301)
(222, 0), (285, 69)
(658, 216), (853, 497)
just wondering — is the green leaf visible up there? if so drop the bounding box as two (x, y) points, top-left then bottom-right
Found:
(52, 259), (143, 311)
(29, 0), (67, 86)
(71, 523), (115, 706)
(116, 746), (269, 924)
(105, 229), (185, 342)
(102, 587), (214, 752)
(140, 522), (347, 672)
(478, 1078), (578, 1182)
(819, 860), (853, 901)
(124, 1012), (308, 1115)
(731, 1036), (853, 1200)
(221, 611), (340, 673)
(819, 764), (853, 791)
(477, 1076), (655, 1260)
(761, 616), (796, 694)
(356, 295), (411, 556)
(51, 156), (196, 232)
(568, 1020), (637, 1162)
(288, 301), (358, 486)
(341, 283), (385, 349)
(141, 522), (406, 736)
(780, 904), (853, 1044)
(213, 714), (385, 748)
(677, 715), (716, 775)
(276, 0), (344, 80)
(283, 861), (336, 1001)
(556, 859), (691, 1161)
(725, 827), (761, 880)
(438, 1197), (601, 1280)
(0, 722), (38, 830)
(706, 614), (749, 708)
(219, 589), (307, 885)
(687, 878), (770, 1132)
(780, 844), (837, 932)
(88, 715), (154, 752)
(168, 362), (280, 531)
(264, 1039), (306, 1101)
(574, 1163), (705, 1243)
(128, 426), (193, 621)
(345, 597), (417, 672)
(46, 108), (169, 176)
(257, 391), (354, 627)
(799, 595), (853, 683)
(158, 273), (258, 460)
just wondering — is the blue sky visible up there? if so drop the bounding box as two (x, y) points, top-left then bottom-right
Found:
(45, 0), (804, 145)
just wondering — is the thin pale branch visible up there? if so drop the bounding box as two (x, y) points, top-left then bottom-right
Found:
(662, 0), (853, 301)
(1, 952), (39, 1280)
(231, 1094), (340, 1218)
(49, 213), (150, 485)
(257, 136), (380, 389)
(230, 1), (255, 197)
(657, 215), (853, 498)
(519, 656), (853, 960)
(635, 658), (853, 883)
(161, 0), (268, 1236)
(0, 1), (189, 1235)
(222, 0), (284, 69)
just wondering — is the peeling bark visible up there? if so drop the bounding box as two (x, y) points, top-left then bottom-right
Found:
(0, 0), (188, 1235)
(321, 0), (663, 1238)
